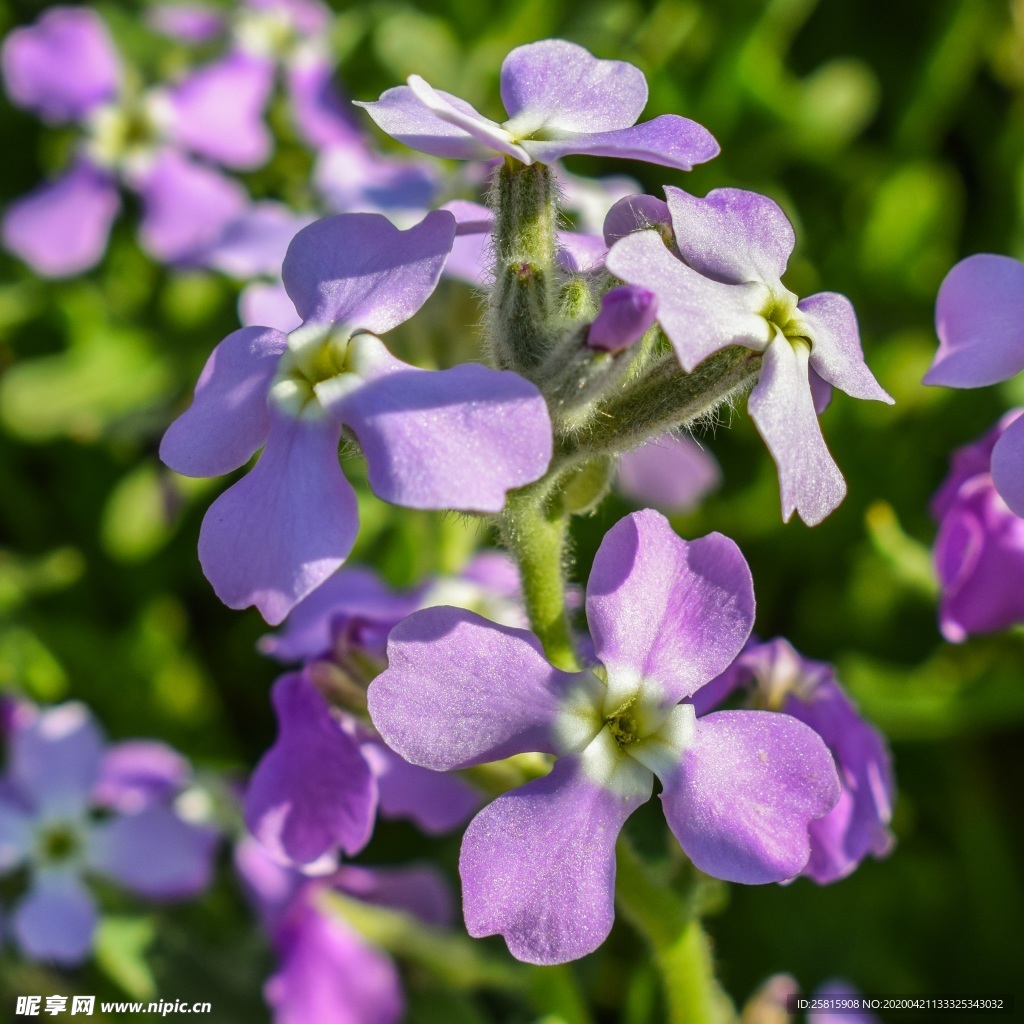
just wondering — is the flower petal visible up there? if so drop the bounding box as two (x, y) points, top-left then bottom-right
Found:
(334, 863), (455, 928)
(798, 292), (892, 403)
(660, 710), (840, 883)
(2, 162), (119, 277)
(281, 211), (455, 329)
(287, 54), (361, 150)
(587, 285), (657, 352)
(603, 193), (672, 246)
(586, 510), (754, 708)
(748, 334), (847, 525)
(134, 150), (248, 262)
(500, 40), (647, 136)
(160, 326), (286, 478)
(616, 433), (721, 514)
(0, 796), (34, 871)
(246, 673), (377, 865)
(87, 805), (217, 897)
(990, 410), (1024, 518)
(523, 116), (718, 172)
(198, 410), (358, 624)
(147, 4), (226, 42)
(240, 281), (303, 333)
(13, 870), (98, 965)
(605, 230), (771, 370)
(166, 51), (274, 169)
(368, 606), (578, 770)
(460, 755), (646, 965)
(665, 186), (793, 286)
(198, 203), (313, 279)
(92, 741), (190, 814)
(925, 254), (1024, 388)
(1, 8), (120, 122)
(328, 340), (552, 512)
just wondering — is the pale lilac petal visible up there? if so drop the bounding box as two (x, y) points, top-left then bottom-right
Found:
(166, 52), (274, 170)
(441, 199), (493, 235)
(557, 232), (607, 274)
(13, 870), (97, 965)
(587, 285), (657, 351)
(160, 326), (286, 477)
(87, 805), (217, 898)
(234, 835), (302, 933)
(460, 755), (647, 965)
(147, 4), (226, 42)
(798, 292), (892, 403)
(500, 40), (647, 136)
(1, 8), (120, 122)
(617, 434), (721, 513)
(241, 281), (303, 332)
(10, 702), (103, 814)
(2, 162), (119, 277)
(660, 710), (840, 883)
(665, 186), (793, 286)
(925, 254), (1024, 387)
(0, 797), (34, 871)
(287, 55), (361, 150)
(135, 150), (248, 262)
(198, 203), (313, 279)
(360, 739), (481, 835)
(603, 193), (671, 246)
(335, 863), (454, 927)
(93, 741), (189, 813)
(246, 673), (377, 864)
(316, 140), (439, 217)
(605, 230), (771, 370)
(267, 894), (403, 1024)
(990, 411), (1024, 518)
(331, 348), (552, 512)
(809, 366), (833, 414)
(368, 606), (577, 770)
(585, 510), (754, 707)
(523, 116), (718, 172)
(557, 169), (640, 236)
(198, 411), (358, 624)
(748, 335), (847, 525)
(356, 84), (521, 161)
(444, 231), (492, 285)
(281, 211), (455, 329)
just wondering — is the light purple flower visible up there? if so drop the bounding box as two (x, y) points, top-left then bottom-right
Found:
(368, 510), (841, 964)
(0, 701), (216, 965)
(693, 638), (894, 884)
(807, 980), (882, 1024)
(606, 188), (893, 525)
(160, 212), (553, 623)
(617, 433), (722, 514)
(357, 39), (718, 171)
(931, 412), (1024, 642)
(925, 254), (1024, 518)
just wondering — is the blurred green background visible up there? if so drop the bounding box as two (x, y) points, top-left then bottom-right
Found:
(1, 0), (1023, 1019)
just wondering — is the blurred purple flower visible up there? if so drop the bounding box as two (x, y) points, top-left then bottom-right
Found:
(606, 187), (892, 525)
(931, 412), (1024, 642)
(617, 433), (722, 514)
(368, 510), (840, 964)
(925, 254), (1024, 518)
(693, 638), (894, 885)
(357, 39), (718, 171)
(807, 980), (882, 1024)
(160, 212), (553, 624)
(0, 701), (216, 965)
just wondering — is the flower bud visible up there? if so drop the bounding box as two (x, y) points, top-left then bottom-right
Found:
(586, 285), (657, 352)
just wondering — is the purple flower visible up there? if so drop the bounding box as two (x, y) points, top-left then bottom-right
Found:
(0, 701), (217, 965)
(245, 670), (480, 870)
(931, 412), (1024, 642)
(606, 188), (893, 525)
(617, 433), (722, 514)
(368, 510), (841, 964)
(1, 7), (270, 274)
(694, 638), (894, 884)
(587, 286), (658, 352)
(807, 980), (882, 1024)
(160, 212), (553, 623)
(925, 254), (1024, 518)
(357, 39), (719, 171)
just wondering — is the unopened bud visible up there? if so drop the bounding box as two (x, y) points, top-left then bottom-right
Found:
(587, 285), (658, 352)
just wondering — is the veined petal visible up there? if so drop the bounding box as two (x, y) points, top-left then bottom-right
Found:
(660, 710), (841, 883)
(586, 510), (754, 708)
(368, 606), (580, 770)
(990, 411), (1024, 518)
(2, 162), (119, 277)
(281, 211), (455, 330)
(87, 805), (217, 897)
(664, 186), (794, 286)
(2, 8), (120, 122)
(748, 335), (847, 526)
(460, 755), (647, 965)
(523, 117), (718, 172)
(13, 869), (98, 965)
(798, 292), (892, 403)
(500, 40), (647, 136)
(198, 411), (358, 624)
(245, 673), (377, 865)
(925, 254), (1024, 388)
(328, 340), (552, 512)
(160, 326), (287, 478)
(605, 230), (771, 371)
